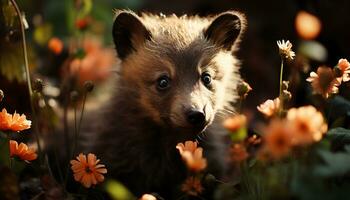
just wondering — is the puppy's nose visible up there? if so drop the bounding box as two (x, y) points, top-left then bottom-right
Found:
(186, 109), (206, 126)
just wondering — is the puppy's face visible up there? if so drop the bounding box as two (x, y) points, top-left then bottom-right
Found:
(113, 11), (245, 134)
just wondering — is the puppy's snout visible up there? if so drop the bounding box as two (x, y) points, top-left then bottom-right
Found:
(186, 109), (206, 127)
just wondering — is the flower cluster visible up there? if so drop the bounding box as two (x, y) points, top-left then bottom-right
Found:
(307, 59), (350, 98)
(260, 105), (327, 159)
(176, 141), (207, 196)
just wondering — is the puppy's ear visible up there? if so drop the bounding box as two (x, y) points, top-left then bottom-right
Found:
(112, 10), (151, 59)
(204, 11), (246, 51)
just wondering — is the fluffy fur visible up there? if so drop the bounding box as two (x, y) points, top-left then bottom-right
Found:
(78, 10), (246, 198)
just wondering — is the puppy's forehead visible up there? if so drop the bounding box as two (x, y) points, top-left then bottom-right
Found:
(148, 40), (219, 75)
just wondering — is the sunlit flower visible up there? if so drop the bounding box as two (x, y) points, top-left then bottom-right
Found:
(277, 40), (295, 60)
(140, 194), (157, 200)
(176, 141), (207, 172)
(69, 38), (114, 84)
(223, 115), (247, 133)
(9, 140), (37, 162)
(287, 106), (327, 144)
(181, 176), (203, 196)
(48, 37), (63, 55)
(263, 119), (293, 159)
(0, 108), (31, 132)
(335, 58), (350, 82)
(230, 143), (249, 163)
(257, 98), (280, 117)
(306, 66), (340, 98)
(70, 153), (107, 188)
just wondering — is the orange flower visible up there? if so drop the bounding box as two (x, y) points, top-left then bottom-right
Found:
(70, 153), (107, 188)
(223, 115), (247, 133)
(69, 38), (114, 84)
(48, 37), (63, 55)
(336, 58), (350, 82)
(176, 141), (207, 172)
(9, 140), (37, 162)
(257, 98), (280, 117)
(230, 143), (249, 163)
(287, 106), (327, 145)
(181, 176), (203, 196)
(306, 66), (340, 98)
(0, 108), (31, 132)
(140, 194), (157, 200)
(263, 119), (292, 159)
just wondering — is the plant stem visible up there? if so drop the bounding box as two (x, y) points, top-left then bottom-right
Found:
(279, 58), (284, 97)
(9, 0), (43, 165)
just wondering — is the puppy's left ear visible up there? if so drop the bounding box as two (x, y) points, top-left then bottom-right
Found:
(204, 11), (246, 51)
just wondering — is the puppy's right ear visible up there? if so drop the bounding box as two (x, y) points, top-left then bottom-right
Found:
(112, 11), (151, 59)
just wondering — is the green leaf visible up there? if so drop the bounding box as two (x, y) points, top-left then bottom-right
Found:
(0, 134), (10, 167)
(314, 145), (350, 177)
(326, 127), (350, 150)
(105, 179), (134, 200)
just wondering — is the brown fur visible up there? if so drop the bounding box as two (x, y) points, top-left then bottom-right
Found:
(78, 10), (246, 198)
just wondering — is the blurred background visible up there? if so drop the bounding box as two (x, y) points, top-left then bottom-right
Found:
(1, 0), (350, 124)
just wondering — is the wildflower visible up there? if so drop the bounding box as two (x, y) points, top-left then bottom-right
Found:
(181, 176), (203, 196)
(257, 98), (280, 117)
(295, 11), (321, 40)
(237, 81), (252, 98)
(69, 38), (114, 84)
(48, 37), (63, 55)
(263, 119), (292, 159)
(277, 40), (295, 60)
(287, 106), (327, 144)
(9, 140), (37, 162)
(0, 108), (31, 132)
(335, 58), (350, 82)
(140, 194), (157, 200)
(230, 143), (249, 162)
(306, 66), (340, 98)
(176, 141), (207, 172)
(223, 115), (247, 133)
(70, 153), (107, 188)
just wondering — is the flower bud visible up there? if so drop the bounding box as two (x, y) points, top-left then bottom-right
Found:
(237, 81), (252, 98)
(33, 79), (43, 93)
(70, 91), (79, 103)
(84, 81), (94, 92)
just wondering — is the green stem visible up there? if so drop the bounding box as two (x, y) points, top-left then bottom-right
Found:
(279, 58), (284, 97)
(279, 58), (285, 117)
(9, 0), (43, 164)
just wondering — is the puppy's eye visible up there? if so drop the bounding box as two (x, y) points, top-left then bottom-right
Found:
(157, 75), (171, 91)
(201, 72), (212, 86)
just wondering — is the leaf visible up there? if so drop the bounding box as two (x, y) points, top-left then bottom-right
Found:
(326, 127), (350, 150)
(0, 134), (10, 167)
(105, 179), (134, 200)
(314, 145), (350, 177)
